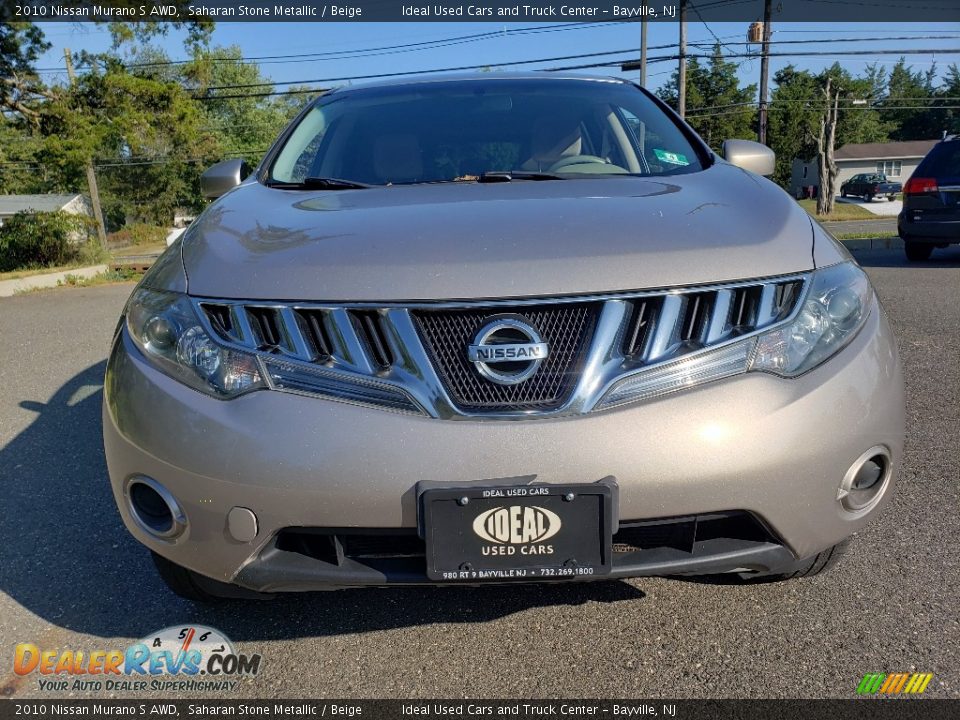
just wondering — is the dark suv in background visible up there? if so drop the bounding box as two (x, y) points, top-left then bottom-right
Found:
(899, 135), (960, 261)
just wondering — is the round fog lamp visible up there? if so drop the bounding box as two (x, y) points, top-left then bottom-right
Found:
(838, 447), (891, 514)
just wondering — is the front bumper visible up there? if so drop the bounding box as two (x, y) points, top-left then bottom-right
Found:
(103, 304), (904, 590)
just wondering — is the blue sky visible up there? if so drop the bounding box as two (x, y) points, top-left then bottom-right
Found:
(33, 21), (960, 96)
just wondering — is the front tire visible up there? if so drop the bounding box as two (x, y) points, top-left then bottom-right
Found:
(151, 552), (271, 602)
(904, 242), (933, 262)
(746, 541), (849, 583)
(690, 541), (849, 584)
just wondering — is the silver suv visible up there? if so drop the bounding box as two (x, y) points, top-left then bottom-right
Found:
(104, 75), (904, 600)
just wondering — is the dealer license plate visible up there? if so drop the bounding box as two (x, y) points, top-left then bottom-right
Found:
(420, 483), (614, 582)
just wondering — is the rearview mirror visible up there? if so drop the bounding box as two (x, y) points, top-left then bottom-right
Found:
(722, 140), (775, 177)
(201, 158), (251, 200)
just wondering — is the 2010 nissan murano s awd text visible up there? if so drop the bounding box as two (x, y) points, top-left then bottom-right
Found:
(103, 74), (905, 601)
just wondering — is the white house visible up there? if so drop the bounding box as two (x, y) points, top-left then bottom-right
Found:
(790, 139), (939, 198)
(0, 194), (92, 227)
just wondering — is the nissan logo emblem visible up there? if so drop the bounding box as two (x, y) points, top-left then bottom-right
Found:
(467, 317), (549, 386)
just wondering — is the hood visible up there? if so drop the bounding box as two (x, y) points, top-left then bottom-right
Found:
(181, 163), (814, 302)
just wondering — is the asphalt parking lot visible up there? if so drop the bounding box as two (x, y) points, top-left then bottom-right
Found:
(1, 246), (958, 700)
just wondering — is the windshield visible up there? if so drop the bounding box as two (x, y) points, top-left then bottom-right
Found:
(268, 78), (705, 186)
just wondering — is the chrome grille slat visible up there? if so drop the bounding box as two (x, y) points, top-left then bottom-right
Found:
(328, 308), (375, 374)
(645, 293), (684, 362)
(230, 305), (256, 345)
(705, 289), (733, 343)
(190, 272), (808, 419)
(295, 308), (334, 361)
(623, 299), (654, 359)
(279, 307), (314, 361)
(755, 284), (779, 327)
(245, 306), (286, 351)
(352, 311), (394, 371)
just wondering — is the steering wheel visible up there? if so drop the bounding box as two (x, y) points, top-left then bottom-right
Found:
(547, 155), (610, 172)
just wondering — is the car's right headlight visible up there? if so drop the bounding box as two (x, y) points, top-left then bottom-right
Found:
(125, 288), (265, 399)
(749, 261), (873, 377)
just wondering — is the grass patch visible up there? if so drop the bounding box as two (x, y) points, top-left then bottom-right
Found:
(0, 261), (93, 282)
(107, 223), (168, 247)
(797, 199), (879, 221)
(0, 241), (109, 281)
(834, 231), (899, 240)
(58, 268), (144, 288)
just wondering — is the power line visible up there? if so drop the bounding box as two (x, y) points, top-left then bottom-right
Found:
(686, 103), (960, 119)
(196, 40), (960, 96)
(620, 46), (960, 73)
(687, 0), (741, 55)
(192, 49), (656, 96)
(35, 22), (631, 74)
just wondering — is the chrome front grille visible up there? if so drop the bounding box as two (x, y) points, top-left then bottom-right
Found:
(619, 279), (803, 367)
(191, 273), (807, 419)
(413, 303), (598, 411)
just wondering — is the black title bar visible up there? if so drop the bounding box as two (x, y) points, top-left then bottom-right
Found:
(1, 700), (958, 720)
(7, 0), (960, 23)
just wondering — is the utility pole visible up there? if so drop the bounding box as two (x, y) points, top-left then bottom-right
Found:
(757, 0), (773, 145)
(678, 0), (687, 118)
(639, 2), (648, 86)
(64, 47), (108, 250)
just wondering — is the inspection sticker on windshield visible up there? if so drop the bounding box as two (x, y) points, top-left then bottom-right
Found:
(654, 149), (690, 166)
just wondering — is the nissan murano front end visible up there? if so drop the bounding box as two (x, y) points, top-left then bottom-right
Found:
(103, 75), (904, 600)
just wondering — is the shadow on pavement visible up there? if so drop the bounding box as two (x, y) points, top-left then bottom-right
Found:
(0, 361), (646, 640)
(852, 245), (960, 268)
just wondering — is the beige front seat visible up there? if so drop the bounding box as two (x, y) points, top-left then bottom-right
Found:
(373, 133), (424, 184)
(521, 117), (583, 172)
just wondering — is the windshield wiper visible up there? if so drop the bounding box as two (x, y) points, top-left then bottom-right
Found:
(267, 177), (370, 190)
(476, 171), (566, 183)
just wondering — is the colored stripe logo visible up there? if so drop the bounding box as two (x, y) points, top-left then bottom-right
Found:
(857, 673), (933, 695)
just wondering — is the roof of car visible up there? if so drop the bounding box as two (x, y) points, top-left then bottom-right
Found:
(329, 71), (631, 95)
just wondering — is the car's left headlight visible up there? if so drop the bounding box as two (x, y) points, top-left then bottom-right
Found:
(595, 262), (874, 410)
(125, 288), (265, 398)
(749, 261), (873, 377)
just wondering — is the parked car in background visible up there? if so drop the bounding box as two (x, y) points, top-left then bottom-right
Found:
(898, 135), (960, 261)
(840, 173), (902, 202)
(103, 74), (904, 601)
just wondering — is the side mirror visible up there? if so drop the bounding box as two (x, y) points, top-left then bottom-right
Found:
(201, 158), (251, 200)
(722, 139), (775, 177)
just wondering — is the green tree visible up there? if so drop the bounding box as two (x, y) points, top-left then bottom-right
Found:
(767, 65), (820, 188)
(938, 63), (960, 136)
(819, 64), (890, 147)
(36, 67), (220, 225)
(765, 64), (890, 194)
(658, 45), (756, 152)
(881, 59), (940, 140)
(0, 21), (53, 124)
(181, 45), (294, 167)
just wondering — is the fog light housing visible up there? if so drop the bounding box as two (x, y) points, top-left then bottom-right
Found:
(126, 476), (187, 539)
(838, 447), (892, 514)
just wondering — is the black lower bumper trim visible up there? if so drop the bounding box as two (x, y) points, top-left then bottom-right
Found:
(233, 512), (797, 592)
